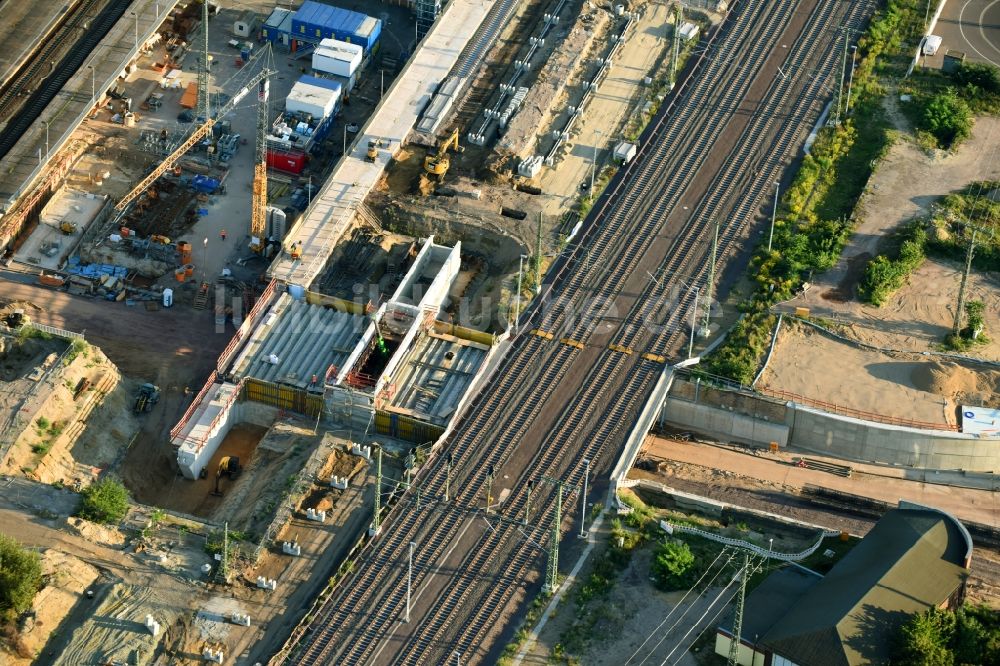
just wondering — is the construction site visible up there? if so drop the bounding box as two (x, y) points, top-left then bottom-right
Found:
(3, 0), (1000, 663)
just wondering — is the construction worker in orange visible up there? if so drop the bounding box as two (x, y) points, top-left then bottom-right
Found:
(220, 229), (227, 241)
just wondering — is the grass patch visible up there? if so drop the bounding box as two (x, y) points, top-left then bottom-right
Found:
(703, 0), (928, 384)
(797, 533), (859, 574)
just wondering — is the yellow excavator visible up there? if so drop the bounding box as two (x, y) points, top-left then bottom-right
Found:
(210, 456), (242, 496)
(418, 129), (462, 195)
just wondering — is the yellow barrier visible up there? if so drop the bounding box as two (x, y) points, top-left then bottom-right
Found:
(374, 410), (445, 443)
(243, 377), (323, 418)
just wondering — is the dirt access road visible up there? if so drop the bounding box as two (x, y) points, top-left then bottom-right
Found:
(0, 275), (230, 493)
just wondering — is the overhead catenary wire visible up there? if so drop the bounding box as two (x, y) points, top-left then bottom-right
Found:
(631, 549), (740, 665)
(655, 568), (745, 666)
(623, 545), (733, 665)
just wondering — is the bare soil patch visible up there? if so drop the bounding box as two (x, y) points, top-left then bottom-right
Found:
(759, 322), (1000, 426)
(787, 116), (1000, 360)
(0, 549), (99, 666)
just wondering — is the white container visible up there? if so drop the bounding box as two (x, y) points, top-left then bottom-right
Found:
(285, 80), (339, 119)
(679, 21), (700, 41)
(313, 39), (363, 78)
(163, 288), (174, 308)
(613, 141), (637, 163)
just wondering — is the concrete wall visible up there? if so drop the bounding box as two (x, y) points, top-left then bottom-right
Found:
(662, 380), (1000, 472)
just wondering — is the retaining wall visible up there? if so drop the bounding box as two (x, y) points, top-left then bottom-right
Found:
(662, 379), (1000, 472)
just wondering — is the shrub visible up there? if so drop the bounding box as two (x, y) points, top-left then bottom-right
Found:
(77, 478), (130, 525)
(919, 89), (973, 148)
(651, 539), (695, 591)
(0, 535), (42, 621)
(858, 223), (927, 305)
(953, 62), (1000, 95)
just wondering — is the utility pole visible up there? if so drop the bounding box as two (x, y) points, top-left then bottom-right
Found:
(845, 45), (858, 114)
(768, 181), (779, 252)
(405, 541), (415, 622)
(444, 452), (453, 502)
(485, 464), (496, 515)
(727, 552), (751, 666)
(578, 459), (590, 539)
(539, 474), (580, 593)
(688, 285), (700, 359)
(546, 480), (563, 593)
(524, 478), (535, 525)
(702, 219), (719, 336)
(952, 226), (980, 337)
(535, 213), (543, 295)
(515, 254), (526, 334)
(670, 3), (682, 89)
(833, 30), (849, 126)
(371, 445), (383, 535)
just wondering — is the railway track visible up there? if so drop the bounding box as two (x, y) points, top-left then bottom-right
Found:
(409, 1), (877, 661)
(275, 0), (878, 663)
(0, 0), (130, 161)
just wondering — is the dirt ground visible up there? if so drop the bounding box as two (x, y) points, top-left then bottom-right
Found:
(785, 114), (1000, 360)
(758, 321), (1000, 427)
(635, 435), (1000, 607)
(521, 545), (704, 666)
(0, 549), (100, 666)
(1, 335), (143, 486)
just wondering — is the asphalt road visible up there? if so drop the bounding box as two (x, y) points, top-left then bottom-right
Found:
(928, 0), (1000, 66)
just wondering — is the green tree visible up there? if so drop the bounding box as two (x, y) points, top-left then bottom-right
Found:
(953, 62), (1000, 95)
(964, 300), (986, 340)
(77, 478), (130, 525)
(651, 539), (695, 591)
(0, 535), (42, 620)
(896, 607), (957, 666)
(920, 89), (973, 149)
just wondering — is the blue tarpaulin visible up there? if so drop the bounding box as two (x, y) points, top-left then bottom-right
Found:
(191, 175), (220, 193)
(65, 256), (128, 279)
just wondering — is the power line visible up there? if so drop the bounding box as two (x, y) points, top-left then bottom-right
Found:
(624, 546), (733, 665)
(656, 576), (741, 666)
(633, 549), (740, 664)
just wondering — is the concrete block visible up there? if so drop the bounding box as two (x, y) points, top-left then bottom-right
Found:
(351, 444), (371, 461)
(202, 647), (224, 663)
(256, 576), (276, 591)
(306, 508), (326, 522)
(145, 614), (160, 637)
(330, 475), (348, 490)
(282, 541), (302, 556)
(230, 612), (251, 626)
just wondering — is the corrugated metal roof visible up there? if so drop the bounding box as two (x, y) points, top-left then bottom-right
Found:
(298, 75), (343, 94)
(231, 294), (365, 389)
(389, 333), (486, 425)
(294, 1), (371, 33)
(265, 7), (293, 28)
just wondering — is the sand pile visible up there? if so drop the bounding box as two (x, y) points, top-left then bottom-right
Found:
(911, 360), (980, 396)
(911, 360), (1000, 407)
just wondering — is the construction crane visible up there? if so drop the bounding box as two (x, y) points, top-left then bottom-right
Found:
(249, 51), (273, 254)
(114, 55), (275, 216)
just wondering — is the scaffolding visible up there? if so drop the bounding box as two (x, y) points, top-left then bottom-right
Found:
(415, 0), (441, 42)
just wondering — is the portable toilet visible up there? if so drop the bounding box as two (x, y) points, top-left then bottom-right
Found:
(163, 288), (174, 308)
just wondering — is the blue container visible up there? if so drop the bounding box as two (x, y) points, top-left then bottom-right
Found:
(291, 1), (381, 52)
